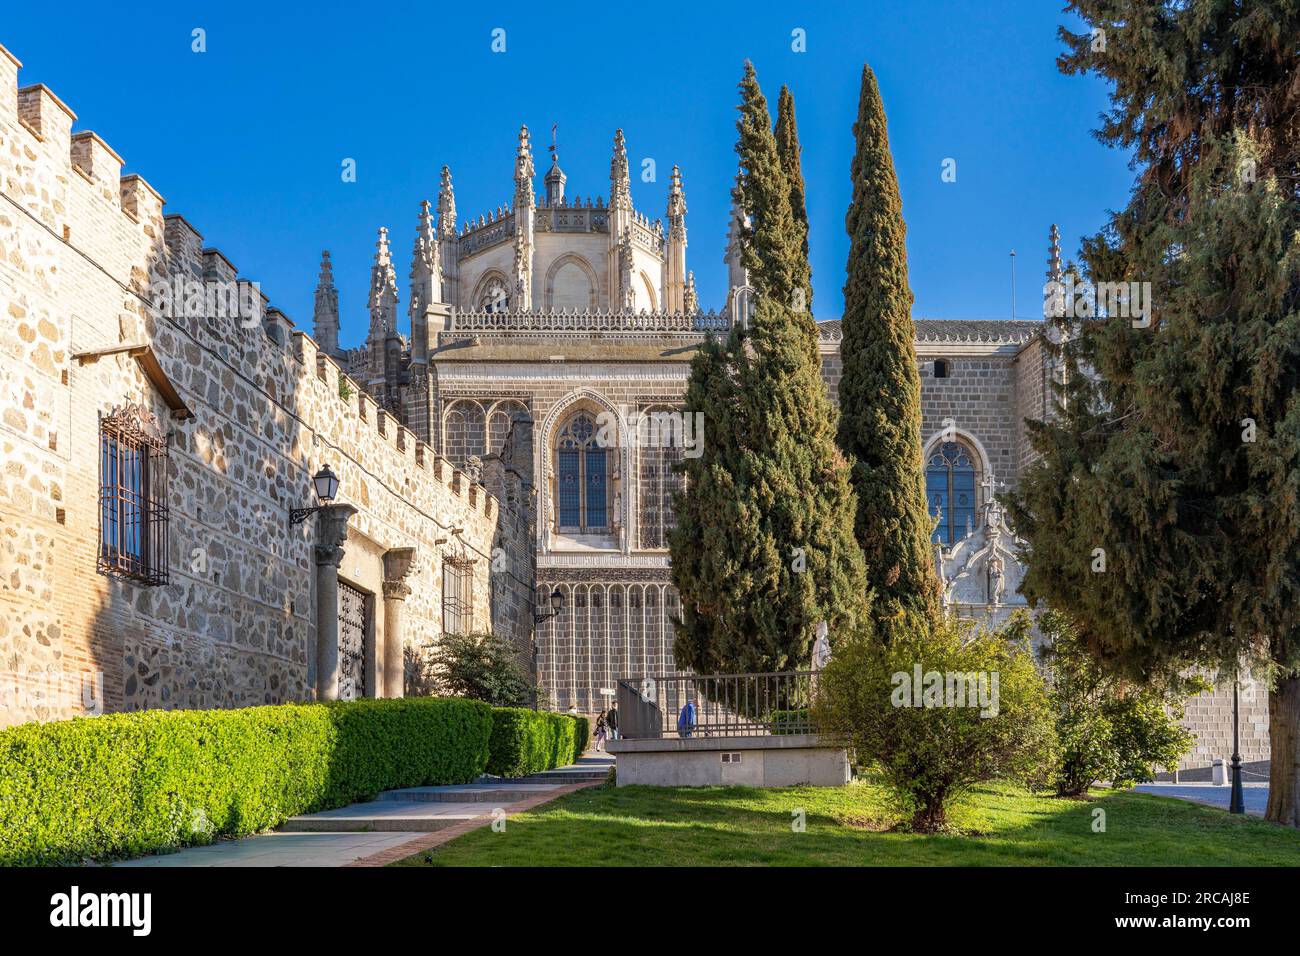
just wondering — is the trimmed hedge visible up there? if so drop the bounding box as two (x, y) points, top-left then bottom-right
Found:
(0, 696), (492, 866)
(486, 708), (587, 778)
(574, 715), (590, 757)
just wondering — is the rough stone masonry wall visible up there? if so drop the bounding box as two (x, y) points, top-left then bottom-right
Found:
(0, 43), (518, 727)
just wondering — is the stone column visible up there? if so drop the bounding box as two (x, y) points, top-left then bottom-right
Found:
(381, 547), (418, 698)
(314, 503), (358, 701)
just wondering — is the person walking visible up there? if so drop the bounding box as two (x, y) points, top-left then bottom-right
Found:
(593, 709), (609, 752)
(607, 705), (619, 741)
(677, 699), (697, 739)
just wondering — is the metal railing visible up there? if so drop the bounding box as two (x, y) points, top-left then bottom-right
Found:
(615, 672), (815, 739)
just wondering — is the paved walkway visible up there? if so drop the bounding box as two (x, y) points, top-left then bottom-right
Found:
(115, 754), (613, 868)
(1134, 782), (1269, 817)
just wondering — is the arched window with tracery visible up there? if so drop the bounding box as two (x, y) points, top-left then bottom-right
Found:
(477, 275), (511, 313)
(927, 440), (980, 545)
(555, 411), (610, 533)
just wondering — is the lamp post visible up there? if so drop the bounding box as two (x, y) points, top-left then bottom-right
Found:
(290, 465), (341, 525)
(1229, 676), (1245, 814)
(532, 588), (565, 712)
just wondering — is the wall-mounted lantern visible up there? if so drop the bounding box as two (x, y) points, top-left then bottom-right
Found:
(534, 586), (564, 624)
(289, 464), (341, 525)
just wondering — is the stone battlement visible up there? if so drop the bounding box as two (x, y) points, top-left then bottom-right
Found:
(0, 40), (500, 525)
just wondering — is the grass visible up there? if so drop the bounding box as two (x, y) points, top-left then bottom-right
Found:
(393, 781), (1300, 866)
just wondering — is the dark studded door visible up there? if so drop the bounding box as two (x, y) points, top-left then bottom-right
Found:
(338, 581), (367, 701)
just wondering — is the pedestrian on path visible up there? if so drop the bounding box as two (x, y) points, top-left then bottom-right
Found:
(607, 705), (619, 741)
(677, 699), (696, 738)
(593, 710), (609, 752)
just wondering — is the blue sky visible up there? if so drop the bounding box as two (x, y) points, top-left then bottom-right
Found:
(5, 1), (1132, 346)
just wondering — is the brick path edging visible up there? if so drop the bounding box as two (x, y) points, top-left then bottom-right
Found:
(346, 779), (604, 867)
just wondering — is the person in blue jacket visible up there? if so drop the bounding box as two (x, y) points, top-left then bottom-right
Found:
(677, 699), (697, 738)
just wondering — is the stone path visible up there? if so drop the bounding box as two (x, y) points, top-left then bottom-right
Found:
(114, 754), (613, 868)
(1133, 782), (1270, 818)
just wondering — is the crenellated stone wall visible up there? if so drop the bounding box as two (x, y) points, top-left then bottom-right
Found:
(0, 42), (530, 728)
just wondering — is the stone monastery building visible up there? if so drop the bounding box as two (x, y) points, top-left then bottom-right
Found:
(0, 41), (1266, 777)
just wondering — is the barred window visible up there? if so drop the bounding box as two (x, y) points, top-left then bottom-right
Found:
(98, 402), (170, 586)
(442, 557), (475, 635)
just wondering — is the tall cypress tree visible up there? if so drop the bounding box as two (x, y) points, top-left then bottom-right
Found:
(671, 62), (868, 674)
(836, 64), (941, 632)
(774, 85), (812, 314)
(1006, 0), (1300, 826)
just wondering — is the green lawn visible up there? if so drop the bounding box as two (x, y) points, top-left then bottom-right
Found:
(393, 781), (1300, 866)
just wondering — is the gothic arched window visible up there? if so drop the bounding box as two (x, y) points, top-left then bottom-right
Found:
(927, 440), (979, 545)
(555, 412), (609, 532)
(479, 277), (510, 313)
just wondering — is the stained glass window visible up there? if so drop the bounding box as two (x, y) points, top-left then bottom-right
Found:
(555, 412), (609, 532)
(927, 441), (978, 545)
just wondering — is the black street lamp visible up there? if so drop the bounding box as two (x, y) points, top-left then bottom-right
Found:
(534, 587), (564, 624)
(289, 464), (341, 525)
(1229, 676), (1245, 814)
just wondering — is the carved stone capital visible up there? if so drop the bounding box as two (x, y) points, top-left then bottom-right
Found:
(383, 580), (412, 601)
(314, 503), (358, 565)
(383, 546), (418, 585)
(314, 543), (346, 569)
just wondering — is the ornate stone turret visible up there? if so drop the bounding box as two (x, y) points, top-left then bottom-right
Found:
(544, 152), (566, 206)
(367, 227), (399, 384)
(1047, 223), (1062, 283)
(724, 191), (750, 324)
(437, 165), (459, 306)
(513, 125), (536, 310)
(312, 250), (340, 356)
(409, 200), (441, 368)
(664, 165), (687, 312)
(683, 270), (699, 314)
(609, 128), (632, 211)
(608, 129), (634, 311)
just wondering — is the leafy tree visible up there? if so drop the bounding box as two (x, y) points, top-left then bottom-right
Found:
(1038, 611), (1201, 797)
(419, 632), (531, 706)
(1006, 1), (1300, 825)
(836, 64), (941, 634)
(670, 62), (867, 675)
(814, 613), (1056, 833)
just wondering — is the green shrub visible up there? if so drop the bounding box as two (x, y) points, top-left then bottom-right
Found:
(486, 712), (587, 780)
(769, 708), (811, 734)
(486, 708), (585, 777)
(426, 632), (532, 706)
(1037, 611), (1202, 796)
(573, 715), (590, 756)
(0, 696), (492, 866)
(814, 613), (1057, 833)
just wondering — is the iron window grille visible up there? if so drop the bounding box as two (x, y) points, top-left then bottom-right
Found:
(97, 402), (170, 586)
(442, 556), (476, 635)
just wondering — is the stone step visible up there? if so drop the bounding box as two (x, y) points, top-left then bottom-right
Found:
(280, 800), (486, 833)
(379, 785), (552, 804)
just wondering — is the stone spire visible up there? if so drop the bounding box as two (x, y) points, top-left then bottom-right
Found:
(409, 201), (441, 367)
(609, 128), (632, 210)
(684, 270), (699, 314)
(544, 154), (567, 206)
(1046, 223), (1062, 283)
(367, 227), (399, 384)
(312, 250), (340, 356)
(437, 165), (457, 237)
(665, 165), (688, 312)
(724, 189), (750, 323)
(513, 125), (536, 310)
(514, 125), (535, 207)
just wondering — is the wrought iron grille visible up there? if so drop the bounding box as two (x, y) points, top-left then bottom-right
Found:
(616, 671), (816, 739)
(442, 556), (475, 635)
(338, 580), (367, 701)
(97, 402), (170, 586)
